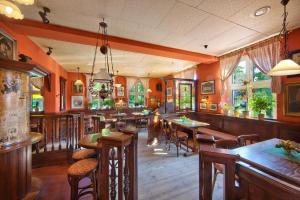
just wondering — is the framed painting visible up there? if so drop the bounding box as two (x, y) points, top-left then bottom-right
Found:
(71, 96), (84, 109)
(210, 103), (218, 111)
(167, 87), (172, 97)
(285, 83), (300, 116)
(117, 86), (124, 97)
(200, 103), (207, 110)
(201, 80), (215, 95)
(72, 81), (83, 94)
(287, 50), (300, 78)
(0, 30), (17, 60)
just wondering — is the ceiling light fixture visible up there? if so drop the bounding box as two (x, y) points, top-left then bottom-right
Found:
(74, 67), (83, 86)
(15, 0), (34, 5)
(39, 6), (50, 24)
(268, 0), (300, 76)
(46, 47), (53, 55)
(0, 0), (24, 19)
(253, 6), (271, 17)
(88, 19), (115, 99)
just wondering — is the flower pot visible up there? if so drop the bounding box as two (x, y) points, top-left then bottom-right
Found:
(242, 111), (249, 118)
(234, 111), (240, 117)
(258, 114), (265, 120)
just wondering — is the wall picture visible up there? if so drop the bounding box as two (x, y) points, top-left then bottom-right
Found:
(167, 87), (172, 97)
(289, 49), (300, 65)
(285, 83), (300, 116)
(210, 103), (218, 111)
(71, 96), (84, 109)
(72, 81), (83, 94)
(0, 30), (16, 60)
(117, 86), (124, 97)
(200, 103), (207, 110)
(201, 80), (215, 95)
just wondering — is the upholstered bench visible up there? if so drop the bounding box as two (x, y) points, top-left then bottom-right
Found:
(197, 127), (237, 140)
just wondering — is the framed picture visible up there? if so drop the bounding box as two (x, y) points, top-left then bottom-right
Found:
(210, 103), (218, 111)
(201, 80), (215, 94)
(167, 87), (172, 97)
(71, 96), (84, 109)
(287, 50), (300, 78)
(285, 83), (300, 116)
(117, 86), (124, 97)
(72, 81), (83, 94)
(200, 103), (207, 110)
(0, 30), (17, 60)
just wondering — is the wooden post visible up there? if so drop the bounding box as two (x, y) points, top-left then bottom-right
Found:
(99, 131), (138, 200)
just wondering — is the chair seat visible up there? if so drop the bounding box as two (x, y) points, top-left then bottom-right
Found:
(72, 149), (96, 161)
(177, 131), (188, 138)
(68, 158), (98, 176)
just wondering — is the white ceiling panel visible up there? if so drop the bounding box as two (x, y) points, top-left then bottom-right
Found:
(177, 0), (204, 7)
(157, 2), (208, 35)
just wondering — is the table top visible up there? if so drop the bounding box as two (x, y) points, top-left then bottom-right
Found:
(168, 118), (209, 129)
(231, 138), (300, 187)
(79, 131), (133, 149)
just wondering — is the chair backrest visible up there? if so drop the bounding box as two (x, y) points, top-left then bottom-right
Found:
(215, 139), (238, 149)
(237, 134), (260, 147)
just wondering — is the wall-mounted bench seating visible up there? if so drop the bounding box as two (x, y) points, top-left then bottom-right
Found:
(197, 127), (237, 140)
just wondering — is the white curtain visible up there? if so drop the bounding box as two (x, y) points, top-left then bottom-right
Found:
(220, 52), (242, 95)
(174, 66), (197, 80)
(246, 39), (281, 94)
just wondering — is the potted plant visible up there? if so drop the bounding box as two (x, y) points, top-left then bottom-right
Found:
(249, 92), (273, 120)
(234, 105), (240, 117)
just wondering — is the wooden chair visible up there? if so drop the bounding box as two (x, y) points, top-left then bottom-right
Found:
(168, 122), (189, 157)
(135, 116), (148, 128)
(199, 147), (239, 200)
(67, 158), (98, 200)
(212, 139), (238, 190)
(237, 134), (260, 147)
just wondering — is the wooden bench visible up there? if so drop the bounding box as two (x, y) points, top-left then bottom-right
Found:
(197, 127), (237, 140)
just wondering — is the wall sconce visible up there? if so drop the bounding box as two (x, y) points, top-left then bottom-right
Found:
(201, 95), (209, 102)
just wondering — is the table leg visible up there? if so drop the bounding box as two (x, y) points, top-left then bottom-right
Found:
(192, 129), (197, 152)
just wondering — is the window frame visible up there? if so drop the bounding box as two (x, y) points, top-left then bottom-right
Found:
(129, 80), (146, 107)
(229, 56), (276, 119)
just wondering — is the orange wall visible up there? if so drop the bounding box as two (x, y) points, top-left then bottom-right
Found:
(115, 76), (127, 100)
(197, 61), (222, 113)
(148, 78), (163, 107)
(0, 22), (68, 113)
(277, 28), (300, 122)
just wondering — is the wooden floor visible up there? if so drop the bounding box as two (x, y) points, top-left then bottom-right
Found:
(32, 130), (223, 200)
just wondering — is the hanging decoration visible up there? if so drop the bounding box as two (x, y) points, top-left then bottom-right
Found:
(268, 0), (300, 76)
(88, 19), (115, 99)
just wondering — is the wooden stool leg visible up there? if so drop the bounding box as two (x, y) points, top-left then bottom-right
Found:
(92, 170), (98, 200)
(70, 177), (79, 200)
(186, 138), (189, 152)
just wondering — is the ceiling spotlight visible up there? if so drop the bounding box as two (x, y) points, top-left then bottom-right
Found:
(39, 6), (50, 24)
(253, 6), (271, 17)
(46, 47), (53, 55)
(204, 45), (208, 49)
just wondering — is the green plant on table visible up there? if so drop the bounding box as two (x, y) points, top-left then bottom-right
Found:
(275, 140), (300, 156)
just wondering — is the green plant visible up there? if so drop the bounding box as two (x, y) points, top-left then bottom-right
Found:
(249, 92), (274, 114)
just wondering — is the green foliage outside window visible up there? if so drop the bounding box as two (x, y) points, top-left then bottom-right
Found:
(129, 81), (145, 107)
(232, 61), (246, 84)
(253, 66), (270, 82)
(179, 84), (192, 110)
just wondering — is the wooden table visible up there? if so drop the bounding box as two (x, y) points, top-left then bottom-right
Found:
(166, 118), (209, 152)
(231, 138), (300, 187)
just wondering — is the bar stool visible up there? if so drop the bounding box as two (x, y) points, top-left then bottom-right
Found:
(72, 149), (96, 162)
(67, 158), (98, 200)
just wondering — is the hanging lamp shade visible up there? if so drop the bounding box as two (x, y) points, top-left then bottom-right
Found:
(74, 79), (83, 85)
(0, 0), (24, 19)
(268, 59), (300, 76)
(15, 0), (34, 5)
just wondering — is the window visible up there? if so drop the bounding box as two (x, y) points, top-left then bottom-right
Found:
(129, 81), (145, 108)
(179, 83), (192, 110)
(30, 77), (44, 112)
(230, 56), (276, 119)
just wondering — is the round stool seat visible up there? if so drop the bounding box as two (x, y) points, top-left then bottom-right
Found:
(72, 149), (96, 161)
(68, 158), (97, 176)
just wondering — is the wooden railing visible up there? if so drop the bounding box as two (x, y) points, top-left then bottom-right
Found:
(99, 130), (138, 200)
(30, 113), (84, 167)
